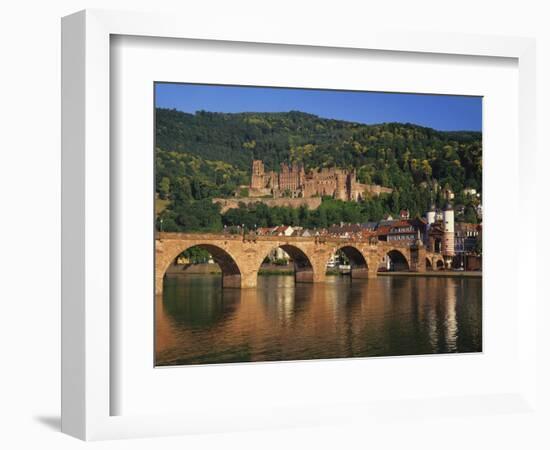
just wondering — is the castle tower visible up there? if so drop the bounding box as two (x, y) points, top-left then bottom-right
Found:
(279, 162), (290, 192)
(298, 163), (306, 189)
(442, 203), (455, 268)
(251, 160), (265, 189)
(347, 170), (356, 201)
(335, 170), (347, 201)
(290, 161), (301, 192)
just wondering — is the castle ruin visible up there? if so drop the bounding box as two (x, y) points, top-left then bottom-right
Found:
(249, 160), (392, 201)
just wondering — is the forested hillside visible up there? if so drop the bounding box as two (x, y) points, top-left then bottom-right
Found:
(155, 108), (482, 232)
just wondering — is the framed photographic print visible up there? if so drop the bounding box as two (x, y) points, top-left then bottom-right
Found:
(62, 9), (538, 440)
(153, 83), (483, 367)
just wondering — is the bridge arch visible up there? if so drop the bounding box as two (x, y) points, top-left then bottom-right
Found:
(379, 248), (410, 272)
(426, 253), (445, 271)
(156, 241), (243, 294)
(426, 257), (433, 271)
(330, 245), (371, 279)
(258, 243), (320, 284)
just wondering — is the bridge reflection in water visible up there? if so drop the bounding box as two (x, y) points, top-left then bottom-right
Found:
(155, 274), (482, 366)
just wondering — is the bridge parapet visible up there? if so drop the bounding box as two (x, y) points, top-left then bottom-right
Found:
(157, 232), (419, 247)
(157, 232), (244, 241)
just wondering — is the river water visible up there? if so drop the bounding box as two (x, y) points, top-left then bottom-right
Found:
(155, 274), (482, 366)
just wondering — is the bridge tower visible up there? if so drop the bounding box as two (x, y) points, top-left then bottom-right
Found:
(442, 203), (455, 269)
(426, 203), (436, 225)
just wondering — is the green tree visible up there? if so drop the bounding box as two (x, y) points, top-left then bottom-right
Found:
(158, 176), (170, 199)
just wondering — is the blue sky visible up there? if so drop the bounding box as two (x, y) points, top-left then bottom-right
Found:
(155, 83), (482, 132)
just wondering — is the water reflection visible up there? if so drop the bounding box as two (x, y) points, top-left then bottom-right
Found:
(156, 274), (482, 366)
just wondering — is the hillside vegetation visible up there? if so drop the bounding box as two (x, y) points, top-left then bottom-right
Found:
(155, 108), (482, 232)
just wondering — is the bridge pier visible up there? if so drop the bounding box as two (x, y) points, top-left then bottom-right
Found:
(350, 267), (377, 279)
(239, 271), (259, 289)
(295, 269), (326, 283)
(222, 273), (244, 288)
(155, 273), (164, 295)
(408, 246), (427, 273)
(295, 270), (313, 283)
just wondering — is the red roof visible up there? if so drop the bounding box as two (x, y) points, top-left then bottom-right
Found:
(390, 220), (412, 228)
(274, 225), (291, 233)
(376, 225), (392, 236)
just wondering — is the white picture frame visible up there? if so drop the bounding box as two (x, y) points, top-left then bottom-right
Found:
(61, 9), (537, 441)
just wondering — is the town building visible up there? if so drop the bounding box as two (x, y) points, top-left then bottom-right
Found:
(238, 201), (480, 271)
(327, 223), (365, 239)
(383, 221), (415, 242)
(454, 223), (481, 253)
(361, 222), (378, 232)
(272, 225), (295, 237)
(374, 217), (427, 244)
(453, 222), (482, 270)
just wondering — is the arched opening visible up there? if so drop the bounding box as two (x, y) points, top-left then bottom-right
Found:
(434, 238), (442, 253)
(426, 258), (433, 271)
(436, 259), (445, 270)
(259, 244), (315, 283)
(332, 246), (369, 279)
(379, 249), (409, 272)
(162, 244), (242, 290)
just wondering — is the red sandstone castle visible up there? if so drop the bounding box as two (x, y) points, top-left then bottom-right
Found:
(249, 160), (392, 201)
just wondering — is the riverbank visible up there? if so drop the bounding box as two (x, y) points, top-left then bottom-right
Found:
(167, 263), (309, 276)
(378, 271), (482, 278)
(167, 264), (481, 278)
(166, 263), (221, 275)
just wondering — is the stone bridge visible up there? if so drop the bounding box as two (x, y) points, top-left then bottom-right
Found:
(155, 232), (445, 293)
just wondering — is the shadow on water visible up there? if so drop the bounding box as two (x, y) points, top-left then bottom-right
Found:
(162, 275), (241, 328)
